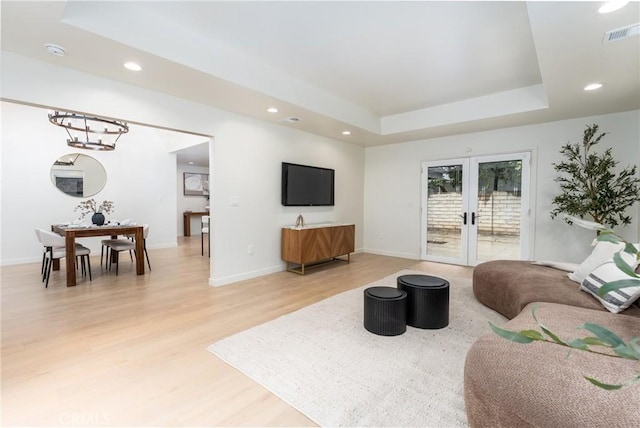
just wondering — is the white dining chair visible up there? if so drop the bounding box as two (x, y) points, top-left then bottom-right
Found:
(35, 229), (88, 278)
(101, 237), (132, 268)
(103, 225), (151, 275)
(35, 229), (47, 278)
(201, 215), (210, 257)
(35, 228), (92, 287)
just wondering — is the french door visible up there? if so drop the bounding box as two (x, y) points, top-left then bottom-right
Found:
(420, 152), (530, 266)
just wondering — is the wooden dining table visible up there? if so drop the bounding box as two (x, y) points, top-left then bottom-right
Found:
(51, 224), (145, 287)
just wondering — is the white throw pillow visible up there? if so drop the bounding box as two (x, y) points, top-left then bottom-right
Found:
(568, 240), (636, 284)
(581, 261), (640, 313)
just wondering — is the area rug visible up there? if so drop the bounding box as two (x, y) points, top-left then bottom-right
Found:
(207, 270), (507, 427)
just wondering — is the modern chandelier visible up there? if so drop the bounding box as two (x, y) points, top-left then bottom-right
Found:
(48, 111), (129, 151)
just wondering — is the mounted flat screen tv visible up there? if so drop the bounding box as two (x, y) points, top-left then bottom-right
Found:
(281, 162), (335, 206)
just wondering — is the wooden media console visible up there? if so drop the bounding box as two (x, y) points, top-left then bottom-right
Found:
(281, 223), (355, 275)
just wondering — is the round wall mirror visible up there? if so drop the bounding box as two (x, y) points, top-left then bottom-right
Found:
(50, 153), (107, 197)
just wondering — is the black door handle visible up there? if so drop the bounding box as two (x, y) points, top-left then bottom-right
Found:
(461, 212), (467, 225)
(471, 212), (476, 225)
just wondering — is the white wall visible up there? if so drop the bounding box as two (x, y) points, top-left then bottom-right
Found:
(1, 52), (365, 286)
(210, 119), (364, 285)
(364, 110), (640, 263)
(177, 163), (210, 236)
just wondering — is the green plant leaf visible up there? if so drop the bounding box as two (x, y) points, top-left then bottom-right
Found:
(612, 343), (640, 360)
(519, 329), (545, 340)
(567, 338), (589, 350)
(540, 325), (568, 345)
(530, 303), (547, 327)
(531, 303), (540, 322)
(581, 336), (611, 347)
(489, 323), (534, 344)
(580, 323), (625, 347)
(598, 279), (640, 296)
(597, 232), (620, 244)
(584, 376), (623, 390)
(585, 373), (640, 390)
(531, 304), (568, 345)
(612, 252), (639, 278)
(628, 338), (640, 354)
(623, 242), (638, 255)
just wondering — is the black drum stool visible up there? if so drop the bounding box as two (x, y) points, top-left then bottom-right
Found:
(397, 274), (449, 329)
(363, 286), (407, 336)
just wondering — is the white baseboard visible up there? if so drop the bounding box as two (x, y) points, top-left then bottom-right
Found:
(1, 256), (41, 266)
(361, 248), (419, 260)
(210, 264), (285, 287)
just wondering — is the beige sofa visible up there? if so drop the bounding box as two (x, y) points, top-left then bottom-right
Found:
(465, 260), (640, 427)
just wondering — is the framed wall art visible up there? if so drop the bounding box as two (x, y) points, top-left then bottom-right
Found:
(183, 172), (209, 197)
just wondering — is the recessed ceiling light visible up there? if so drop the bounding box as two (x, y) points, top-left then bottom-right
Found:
(44, 43), (66, 57)
(342, 131), (352, 135)
(599, 1), (629, 14)
(584, 83), (603, 91)
(267, 107), (278, 113)
(124, 62), (142, 71)
(188, 161), (194, 165)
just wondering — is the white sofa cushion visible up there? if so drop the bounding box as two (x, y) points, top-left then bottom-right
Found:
(568, 240), (636, 284)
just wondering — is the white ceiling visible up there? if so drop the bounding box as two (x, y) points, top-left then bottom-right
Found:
(2, 1), (639, 155)
(174, 142), (210, 168)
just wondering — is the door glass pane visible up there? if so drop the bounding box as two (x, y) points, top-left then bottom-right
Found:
(475, 160), (522, 261)
(426, 165), (463, 259)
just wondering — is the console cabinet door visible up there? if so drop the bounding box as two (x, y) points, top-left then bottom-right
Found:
(282, 227), (333, 264)
(301, 228), (332, 263)
(331, 225), (355, 257)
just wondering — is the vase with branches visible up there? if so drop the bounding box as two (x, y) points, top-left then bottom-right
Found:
(74, 199), (114, 226)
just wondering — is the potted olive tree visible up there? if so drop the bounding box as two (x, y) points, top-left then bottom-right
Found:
(550, 123), (640, 229)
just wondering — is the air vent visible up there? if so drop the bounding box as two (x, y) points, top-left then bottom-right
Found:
(281, 116), (301, 123)
(603, 23), (640, 43)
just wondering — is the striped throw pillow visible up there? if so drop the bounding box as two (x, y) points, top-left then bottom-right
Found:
(581, 261), (640, 314)
(568, 241), (635, 284)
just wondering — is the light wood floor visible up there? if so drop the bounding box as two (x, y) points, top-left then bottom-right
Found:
(1, 237), (473, 426)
